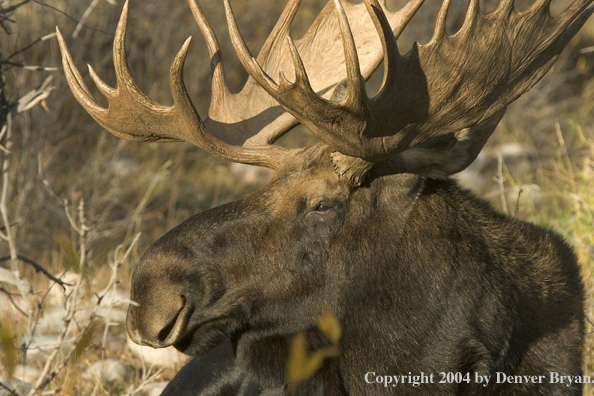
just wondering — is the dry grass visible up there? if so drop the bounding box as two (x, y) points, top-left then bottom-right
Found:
(0, 0), (592, 394)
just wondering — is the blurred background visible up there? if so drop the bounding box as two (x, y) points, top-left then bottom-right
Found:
(0, 0), (592, 394)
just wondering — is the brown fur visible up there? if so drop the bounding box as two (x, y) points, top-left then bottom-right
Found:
(128, 144), (584, 395)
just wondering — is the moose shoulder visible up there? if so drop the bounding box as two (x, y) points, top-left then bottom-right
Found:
(57, 0), (593, 394)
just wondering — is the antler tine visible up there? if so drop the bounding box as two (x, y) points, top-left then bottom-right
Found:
(224, 0), (279, 92)
(465, 0), (480, 23)
(88, 65), (117, 99)
(223, 0), (369, 156)
(57, 29), (105, 118)
(497, 0), (515, 11)
(285, 36), (313, 88)
(224, 0), (314, 95)
(431, 0), (451, 43)
(495, 0), (515, 17)
(558, 0), (594, 32)
(362, 0), (399, 97)
(391, 0), (425, 39)
(187, 0), (230, 107)
(460, 0), (481, 32)
(169, 37), (203, 144)
(257, 0), (302, 63)
(333, 0), (367, 107)
(112, 2), (151, 108)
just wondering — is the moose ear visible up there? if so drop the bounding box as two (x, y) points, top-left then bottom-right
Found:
(331, 109), (506, 184)
(381, 109), (507, 179)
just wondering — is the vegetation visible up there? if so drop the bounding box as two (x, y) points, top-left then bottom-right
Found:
(0, 0), (591, 394)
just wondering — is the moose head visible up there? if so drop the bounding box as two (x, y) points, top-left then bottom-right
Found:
(58, 0), (592, 394)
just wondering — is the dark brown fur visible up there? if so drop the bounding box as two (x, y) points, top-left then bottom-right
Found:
(127, 144), (584, 395)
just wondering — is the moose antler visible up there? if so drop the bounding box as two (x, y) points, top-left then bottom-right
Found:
(57, 0), (423, 171)
(57, 2), (288, 170)
(225, 0), (594, 181)
(58, 0), (594, 181)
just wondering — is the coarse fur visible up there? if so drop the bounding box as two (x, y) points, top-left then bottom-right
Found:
(128, 144), (584, 395)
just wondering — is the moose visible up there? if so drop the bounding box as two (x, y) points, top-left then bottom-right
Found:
(57, 0), (593, 394)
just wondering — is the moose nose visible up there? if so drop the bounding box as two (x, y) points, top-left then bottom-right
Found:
(126, 294), (187, 348)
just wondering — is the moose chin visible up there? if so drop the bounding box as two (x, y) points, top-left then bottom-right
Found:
(58, 0), (593, 394)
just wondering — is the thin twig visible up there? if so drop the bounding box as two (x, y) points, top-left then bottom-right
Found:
(124, 160), (171, 245)
(5, 32), (56, 62)
(0, 284), (27, 316)
(93, 233), (141, 396)
(77, 198), (89, 271)
(0, 0), (30, 14)
(0, 381), (19, 396)
(27, 274), (84, 395)
(30, 0), (110, 36)
(73, 0), (100, 38)
(496, 152), (508, 215)
(0, 255), (70, 288)
(1, 61), (58, 72)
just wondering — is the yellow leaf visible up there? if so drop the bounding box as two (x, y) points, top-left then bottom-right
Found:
(286, 332), (309, 387)
(317, 311), (341, 344)
(286, 312), (342, 391)
(0, 323), (17, 379)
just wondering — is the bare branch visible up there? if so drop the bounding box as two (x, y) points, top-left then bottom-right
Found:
(0, 284), (27, 316)
(0, 255), (70, 288)
(5, 32), (56, 62)
(31, 0), (110, 36)
(0, 0), (30, 15)
(73, 0), (100, 39)
(0, 381), (19, 396)
(15, 76), (54, 113)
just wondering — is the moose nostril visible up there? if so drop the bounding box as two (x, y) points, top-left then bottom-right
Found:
(157, 295), (186, 344)
(158, 311), (179, 343)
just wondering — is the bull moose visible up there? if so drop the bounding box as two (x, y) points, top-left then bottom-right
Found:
(57, 0), (593, 394)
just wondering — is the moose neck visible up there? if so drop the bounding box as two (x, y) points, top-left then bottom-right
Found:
(233, 168), (430, 390)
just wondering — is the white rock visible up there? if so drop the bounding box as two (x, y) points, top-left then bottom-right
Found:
(126, 337), (190, 368)
(84, 359), (133, 383)
(46, 271), (82, 307)
(13, 364), (41, 384)
(0, 380), (32, 395)
(22, 334), (73, 363)
(507, 183), (543, 208)
(37, 304), (127, 336)
(96, 307), (128, 324)
(0, 267), (18, 286)
(36, 306), (68, 334)
(95, 288), (130, 309)
(145, 381), (169, 396)
(0, 294), (25, 323)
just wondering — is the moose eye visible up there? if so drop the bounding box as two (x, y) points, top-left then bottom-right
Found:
(314, 203), (332, 212)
